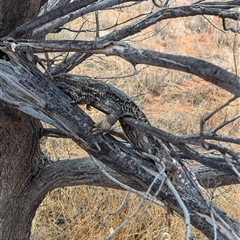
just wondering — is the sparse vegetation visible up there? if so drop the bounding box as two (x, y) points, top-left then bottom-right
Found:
(1, 0), (239, 239)
(31, 4), (239, 238)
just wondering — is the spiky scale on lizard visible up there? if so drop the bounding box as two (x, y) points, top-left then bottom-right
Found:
(53, 74), (184, 181)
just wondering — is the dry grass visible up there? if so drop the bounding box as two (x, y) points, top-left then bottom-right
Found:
(31, 1), (240, 239)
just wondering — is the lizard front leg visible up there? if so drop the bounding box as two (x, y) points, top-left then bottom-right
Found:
(92, 109), (123, 135)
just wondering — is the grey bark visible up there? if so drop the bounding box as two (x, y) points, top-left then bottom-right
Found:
(0, 0), (240, 239)
(1, 58), (240, 239)
(0, 0), (45, 38)
(8, 40), (240, 96)
(0, 103), (47, 239)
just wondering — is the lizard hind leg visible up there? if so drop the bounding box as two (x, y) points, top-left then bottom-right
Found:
(92, 110), (122, 135)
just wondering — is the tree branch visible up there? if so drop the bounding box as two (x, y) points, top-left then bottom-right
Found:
(1, 45), (240, 239)
(34, 158), (142, 191)
(8, 0), (98, 38)
(121, 117), (240, 173)
(7, 40), (240, 96)
(31, 156), (240, 196)
(32, 0), (143, 39)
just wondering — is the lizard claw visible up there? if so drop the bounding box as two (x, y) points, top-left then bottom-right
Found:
(92, 122), (111, 135)
(92, 126), (103, 135)
(92, 113), (119, 135)
(86, 104), (92, 111)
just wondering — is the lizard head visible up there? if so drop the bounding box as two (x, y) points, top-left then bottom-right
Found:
(53, 74), (97, 104)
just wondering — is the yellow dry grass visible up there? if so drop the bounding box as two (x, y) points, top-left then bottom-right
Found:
(31, 2), (239, 239)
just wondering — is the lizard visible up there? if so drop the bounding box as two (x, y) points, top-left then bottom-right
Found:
(52, 73), (180, 176)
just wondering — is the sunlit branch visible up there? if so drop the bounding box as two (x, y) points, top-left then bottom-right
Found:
(103, 165), (165, 240)
(212, 208), (240, 240)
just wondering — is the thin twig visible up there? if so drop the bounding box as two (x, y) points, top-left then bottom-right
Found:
(104, 165), (165, 240)
(211, 114), (240, 134)
(200, 96), (238, 148)
(202, 15), (226, 34)
(90, 156), (165, 208)
(140, 153), (192, 240)
(41, 128), (71, 138)
(102, 192), (130, 224)
(212, 208), (240, 240)
(223, 154), (240, 181)
(202, 96), (237, 123)
(210, 207), (218, 240)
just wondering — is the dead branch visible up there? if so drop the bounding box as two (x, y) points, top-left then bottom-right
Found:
(4, 40), (239, 96)
(1, 57), (240, 238)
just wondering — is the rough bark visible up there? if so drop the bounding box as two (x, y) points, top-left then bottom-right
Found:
(0, 101), (239, 239)
(0, 0), (45, 38)
(1, 58), (240, 239)
(0, 1), (47, 238)
(0, 0), (239, 239)
(11, 40), (240, 96)
(34, 156), (240, 190)
(0, 102), (48, 239)
(0, 100), (139, 239)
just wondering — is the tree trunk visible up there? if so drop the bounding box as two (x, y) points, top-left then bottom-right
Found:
(0, 102), (47, 239)
(0, 0), (45, 38)
(0, 1), (52, 238)
(1, 0), (240, 239)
